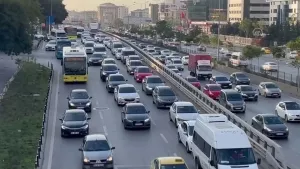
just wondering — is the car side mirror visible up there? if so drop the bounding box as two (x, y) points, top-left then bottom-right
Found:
(61, 60), (63, 66)
(89, 96), (92, 99)
(87, 117), (91, 120)
(282, 107), (285, 110)
(111, 147), (115, 150)
(78, 148), (83, 151)
(59, 118), (62, 121)
(257, 158), (261, 165)
(147, 111), (150, 113)
(67, 97), (70, 100)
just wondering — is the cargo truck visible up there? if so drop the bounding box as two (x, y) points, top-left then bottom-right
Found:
(89, 22), (100, 36)
(188, 54), (212, 79)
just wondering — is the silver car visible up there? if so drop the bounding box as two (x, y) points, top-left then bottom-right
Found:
(258, 82), (281, 98)
(45, 40), (56, 51)
(114, 84), (140, 106)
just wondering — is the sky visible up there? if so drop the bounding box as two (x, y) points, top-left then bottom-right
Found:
(63, 0), (162, 11)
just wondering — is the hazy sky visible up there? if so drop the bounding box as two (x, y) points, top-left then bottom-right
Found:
(63, 0), (162, 11)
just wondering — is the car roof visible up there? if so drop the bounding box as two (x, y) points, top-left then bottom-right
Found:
(236, 85), (252, 87)
(146, 75), (160, 78)
(72, 89), (87, 93)
(103, 64), (117, 67)
(174, 101), (193, 106)
(136, 66), (148, 69)
(260, 82), (275, 84)
(222, 89), (239, 94)
(234, 72), (246, 75)
(94, 44), (105, 47)
(258, 114), (277, 118)
(86, 134), (107, 141)
(119, 84), (134, 88)
(156, 157), (185, 165)
(214, 75), (227, 78)
(126, 103), (144, 107)
(130, 60), (142, 62)
(129, 55), (139, 58)
(65, 109), (85, 113)
(103, 58), (114, 61)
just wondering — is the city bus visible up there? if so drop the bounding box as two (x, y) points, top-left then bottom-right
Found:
(56, 39), (71, 59)
(51, 29), (67, 40)
(64, 26), (78, 40)
(62, 46), (88, 83)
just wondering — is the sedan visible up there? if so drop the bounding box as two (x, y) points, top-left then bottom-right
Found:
(161, 50), (171, 56)
(79, 134), (115, 169)
(275, 101), (300, 122)
(177, 120), (195, 153)
(185, 77), (201, 89)
(102, 58), (116, 65)
(115, 49), (122, 60)
(203, 84), (221, 100)
(106, 74), (127, 93)
(59, 109), (90, 137)
(142, 75), (165, 95)
(100, 64), (119, 81)
(261, 62), (278, 72)
(258, 82), (281, 98)
(230, 72), (250, 85)
(209, 76), (232, 89)
(127, 60), (143, 75)
(171, 69), (182, 76)
(121, 103), (151, 129)
(181, 56), (189, 65)
(114, 84), (140, 106)
(251, 114), (289, 139)
(166, 65), (176, 69)
(88, 53), (107, 66)
(235, 85), (258, 101)
(169, 102), (199, 127)
(67, 89), (92, 112)
(45, 40), (56, 51)
(134, 66), (153, 82)
(153, 86), (178, 108)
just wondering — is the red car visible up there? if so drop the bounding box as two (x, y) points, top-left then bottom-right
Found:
(134, 66), (153, 82)
(185, 76), (201, 89)
(203, 84), (221, 100)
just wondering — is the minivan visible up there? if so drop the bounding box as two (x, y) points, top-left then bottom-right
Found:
(219, 89), (246, 113)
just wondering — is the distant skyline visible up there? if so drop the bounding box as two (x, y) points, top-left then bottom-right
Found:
(63, 0), (162, 11)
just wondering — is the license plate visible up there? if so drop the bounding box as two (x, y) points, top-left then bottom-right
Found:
(273, 93), (278, 95)
(235, 108), (242, 110)
(78, 107), (84, 109)
(276, 133), (283, 135)
(135, 123), (143, 126)
(166, 105), (171, 107)
(94, 164), (104, 167)
(71, 132), (79, 134)
(248, 97), (254, 98)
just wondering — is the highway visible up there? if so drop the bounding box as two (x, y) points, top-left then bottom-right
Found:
(180, 45), (298, 83)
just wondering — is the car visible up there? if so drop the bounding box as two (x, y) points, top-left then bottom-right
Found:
(67, 89), (92, 112)
(166, 65), (176, 69)
(84, 41), (95, 54)
(93, 44), (106, 55)
(235, 85), (258, 101)
(79, 134), (115, 169)
(203, 84), (221, 100)
(134, 66), (153, 82)
(170, 59), (184, 71)
(165, 56), (180, 65)
(59, 109), (90, 137)
(111, 42), (123, 55)
(121, 48), (136, 64)
(88, 53), (107, 66)
(251, 114), (289, 139)
(106, 74), (127, 93)
(169, 102), (199, 127)
(138, 43), (146, 48)
(100, 64), (119, 81)
(146, 45), (154, 49)
(287, 50), (298, 59)
(114, 84), (140, 106)
(262, 47), (271, 54)
(45, 40), (56, 51)
(152, 86), (178, 108)
(142, 48), (148, 52)
(121, 103), (151, 129)
(230, 72), (250, 85)
(158, 55), (166, 64)
(115, 48), (122, 60)
(181, 55), (189, 65)
(126, 55), (140, 66)
(103, 37), (111, 46)
(171, 69), (181, 76)
(102, 58), (116, 65)
(185, 77), (201, 89)
(209, 76), (232, 89)
(70, 39), (77, 46)
(261, 62), (278, 72)
(219, 47), (229, 54)
(127, 60), (143, 75)
(147, 49), (157, 55)
(258, 82), (281, 98)
(161, 50), (171, 56)
(154, 47), (161, 54)
(150, 157), (188, 169)
(142, 75), (165, 95)
(177, 120), (195, 153)
(169, 52), (180, 57)
(197, 45), (206, 51)
(275, 101), (300, 122)
(219, 89), (246, 113)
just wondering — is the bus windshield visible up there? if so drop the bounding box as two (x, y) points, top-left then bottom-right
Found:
(64, 57), (87, 75)
(65, 27), (77, 36)
(57, 32), (67, 38)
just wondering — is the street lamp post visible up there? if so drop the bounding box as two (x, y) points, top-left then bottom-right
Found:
(216, 0), (221, 61)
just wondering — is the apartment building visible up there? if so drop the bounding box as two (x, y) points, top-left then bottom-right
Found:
(269, 0), (300, 25)
(98, 3), (118, 26)
(158, 0), (186, 25)
(227, 0), (269, 25)
(131, 8), (149, 18)
(149, 4), (159, 23)
(117, 6), (129, 19)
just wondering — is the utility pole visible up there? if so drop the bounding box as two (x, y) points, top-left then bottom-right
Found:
(48, 0), (53, 34)
(216, 0), (221, 61)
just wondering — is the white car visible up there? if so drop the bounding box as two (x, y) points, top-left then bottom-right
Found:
(261, 62), (278, 71)
(171, 69), (182, 76)
(275, 101), (300, 122)
(287, 51), (298, 59)
(169, 53), (181, 57)
(104, 38), (111, 46)
(146, 45), (154, 50)
(171, 59), (184, 71)
(161, 50), (171, 56)
(126, 55), (140, 66)
(115, 49), (122, 60)
(169, 102), (198, 127)
(219, 48), (229, 54)
(84, 41), (94, 54)
(181, 56), (189, 65)
(102, 58), (116, 65)
(114, 84), (140, 106)
(177, 120), (195, 153)
(45, 40), (56, 51)
(258, 82), (281, 98)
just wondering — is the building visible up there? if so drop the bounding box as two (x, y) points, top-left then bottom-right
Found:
(117, 6), (129, 19)
(158, 0), (187, 25)
(227, 0), (269, 25)
(98, 3), (118, 26)
(269, 0), (300, 25)
(122, 16), (152, 25)
(149, 4), (159, 23)
(208, 0), (228, 20)
(64, 10), (97, 24)
(130, 8), (149, 18)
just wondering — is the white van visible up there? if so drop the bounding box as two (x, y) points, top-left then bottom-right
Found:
(229, 52), (248, 67)
(191, 114), (260, 169)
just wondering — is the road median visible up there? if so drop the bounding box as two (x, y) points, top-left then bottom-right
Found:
(0, 62), (51, 169)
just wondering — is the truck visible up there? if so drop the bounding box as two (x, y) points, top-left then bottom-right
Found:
(188, 54), (212, 79)
(89, 22), (100, 36)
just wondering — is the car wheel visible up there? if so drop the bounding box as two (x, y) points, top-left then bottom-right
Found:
(285, 115), (289, 122)
(175, 119), (178, 128)
(186, 143), (191, 153)
(123, 123), (127, 129)
(169, 112), (172, 121)
(177, 133), (181, 143)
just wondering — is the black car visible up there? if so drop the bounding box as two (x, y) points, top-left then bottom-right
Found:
(152, 86), (178, 108)
(88, 53), (107, 66)
(121, 103), (151, 129)
(235, 85), (258, 101)
(79, 134), (115, 169)
(142, 75), (165, 95)
(251, 114), (289, 139)
(59, 109), (90, 137)
(209, 76), (232, 89)
(100, 64), (119, 81)
(106, 74), (127, 93)
(68, 89), (92, 112)
(230, 72), (250, 85)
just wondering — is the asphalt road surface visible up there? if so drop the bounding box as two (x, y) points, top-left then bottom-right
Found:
(181, 45), (298, 83)
(0, 54), (18, 95)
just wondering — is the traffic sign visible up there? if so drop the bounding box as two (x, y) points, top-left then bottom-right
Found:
(46, 16), (54, 24)
(252, 28), (263, 37)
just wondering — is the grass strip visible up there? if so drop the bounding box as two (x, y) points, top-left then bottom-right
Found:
(0, 62), (51, 169)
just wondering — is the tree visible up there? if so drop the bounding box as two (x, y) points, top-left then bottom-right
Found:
(129, 25), (140, 34)
(0, 0), (41, 55)
(113, 18), (124, 28)
(239, 19), (253, 37)
(198, 34), (210, 44)
(242, 45), (263, 65)
(186, 26), (201, 42)
(210, 36), (222, 47)
(39, 0), (68, 24)
(155, 20), (173, 38)
(271, 46), (285, 77)
(290, 55), (300, 91)
(287, 37), (300, 51)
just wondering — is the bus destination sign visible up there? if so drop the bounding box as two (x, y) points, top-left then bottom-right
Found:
(65, 57), (85, 61)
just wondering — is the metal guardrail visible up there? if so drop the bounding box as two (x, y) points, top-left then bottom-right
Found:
(102, 31), (292, 169)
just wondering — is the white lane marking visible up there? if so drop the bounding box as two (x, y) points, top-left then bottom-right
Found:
(173, 153), (177, 156)
(47, 70), (60, 169)
(160, 133), (168, 143)
(103, 126), (108, 135)
(99, 111), (103, 120)
(149, 116), (156, 126)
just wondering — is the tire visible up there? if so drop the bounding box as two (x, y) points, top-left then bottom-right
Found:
(186, 143), (191, 153)
(175, 119), (178, 128)
(169, 112), (172, 121)
(285, 115), (289, 122)
(177, 133), (181, 143)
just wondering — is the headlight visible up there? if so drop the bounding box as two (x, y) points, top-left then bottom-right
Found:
(264, 127), (272, 132)
(69, 102), (74, 106)
(243, 102), (246, 107)
(228, 103), (233, 107)
(102, 72), (107, 75)
(61, 125), (68, 129)
(279, 89), (282, 93)
(242, 94), (247, 96)
(83, 158), (89, 163)
(229, 83), (232, 86)
(285, 128), (289, 132)
(135, 97), (140, 101)
(86, 102), (91, 106)
(81, 124), (89, 129)
(107, 156), (113, 161)
(108, 85), (112, 87)
(176, 118), (184, 123)
(89, 59), (92, 62)
(118, 97), (124, 101)
(144, 118), (150, 122)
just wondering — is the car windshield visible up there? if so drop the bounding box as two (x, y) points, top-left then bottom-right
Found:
(216, 76), (228, 81)
(227, 94), (243, 101)
(147, 46), (153, 48)
(94, 47), (106, 52)
(117, 49), (122, 53)
(84, 140), (110, 151)
(113, 43), (123, 48)
(268, 62), (277, 65)
(159, 88), (175, 96)
(188, 126), (194, 136)
(198, 65), (212, 71)
(285, 102), (300, 110)
(162, 51), (170, 53)
(187, 78), (198, 82)
(130, 61), (143, 66)
(167, 66), (176, 69)
(92, 54), (106, 58)
(265, 83), (278, 88)
(160, 56), (166, 59)
(171, 53), (179, 56)
(173, 60), (182, 64)
(110, 75), (125, 81)
(160, 164), (187, 169)
(148, 50), (155, 53)
(119, 87), (136, 93)
(147, 77), (163, 83)
(177, 105), (197, 113)
(103, 60), (115, 64)
(49, 41), (56, 44)
(129, 57), (139, 60)
(264, 116), (283, 124)
(154, 48), (161, 50)
(127, 106), (147, 114)
(64, 112), (86, 121)
(123, 51), (135, 56)
(173, 69), (179, 73)
(138, 67), (151, 73)
(216, 148), (256, 165)
(241, 86), (255, 91)
(236, 73), (247, 78)
(103, 65), (117, 71)
(71, 91), (89, 99)
(85, 43), (94, 47)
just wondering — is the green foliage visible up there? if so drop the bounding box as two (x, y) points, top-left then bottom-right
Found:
(186, 27), (202, 42)
(287, 37), (300, 51)
(198, 34), (210, 44)
(113, 18), (124, 28)
(271, 46), (285, 59)
(130, 25), (140, 34)
(155, 20), (173, 38)
(210, 36), (222, 46)
(239, 19), (254, 37)
(242, 45), (262, 60)
(39, 0), (68, 24)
